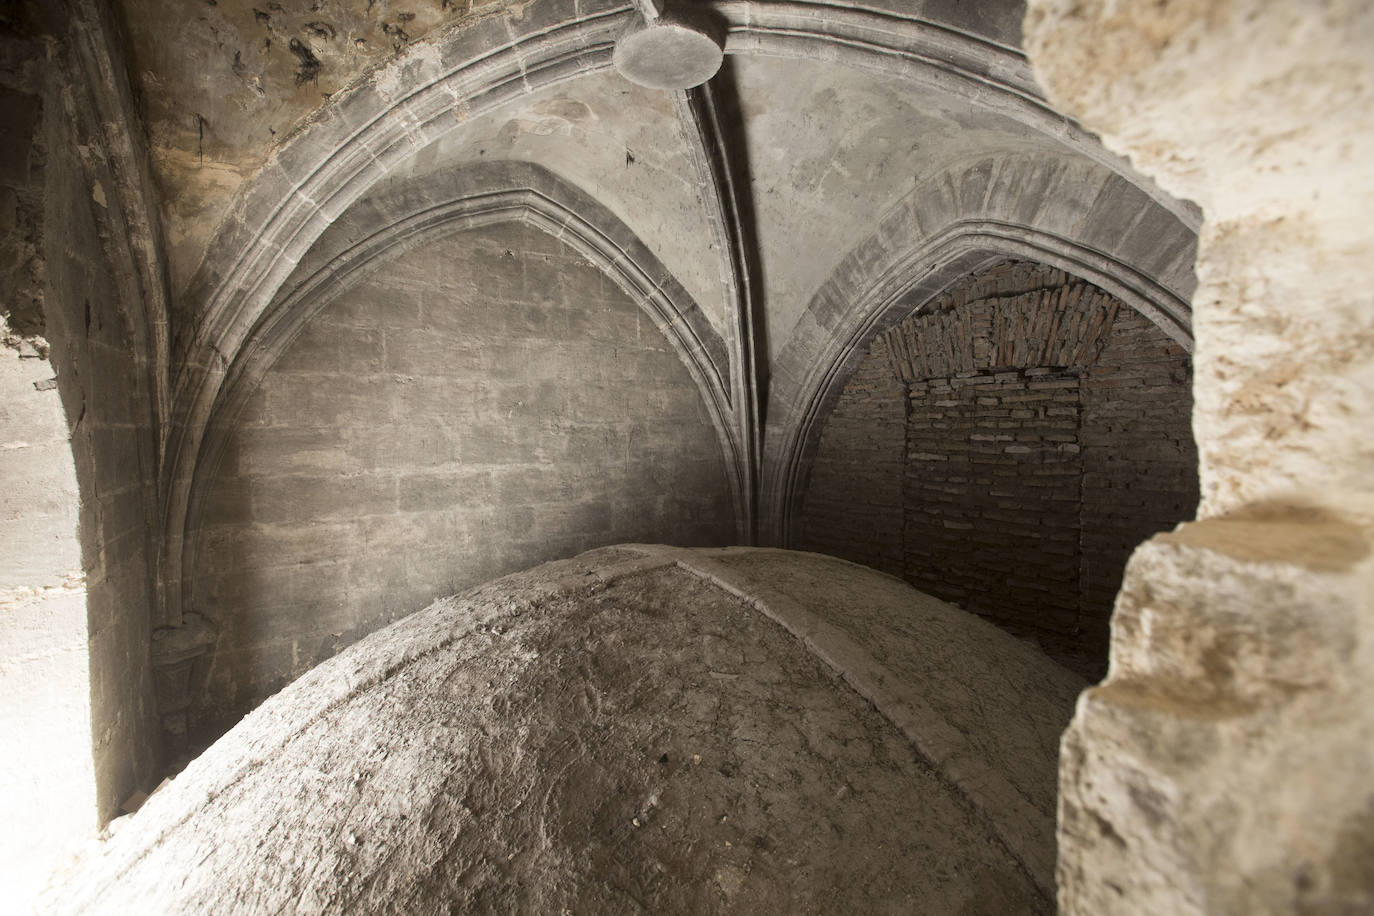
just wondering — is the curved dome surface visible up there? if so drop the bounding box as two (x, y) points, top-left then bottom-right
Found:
(49, 546), (1083, 914)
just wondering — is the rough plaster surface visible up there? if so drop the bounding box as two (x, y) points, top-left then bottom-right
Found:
(190, 220), (733, 740)
(707, 550), (1082, 831)
(47, 546), (1075, 913)
(1024, 0), (1374, 516)
(731, 55), (1060, 362)
(114, 0), (543, 291)
(1024, 1), (1374, 911)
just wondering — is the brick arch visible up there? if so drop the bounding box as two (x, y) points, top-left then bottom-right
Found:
(762, 153), (1197, 545)
(798, 259), (1197, 675)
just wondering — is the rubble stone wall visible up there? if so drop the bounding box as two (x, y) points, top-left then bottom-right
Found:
(1026, 1), (1374, 911)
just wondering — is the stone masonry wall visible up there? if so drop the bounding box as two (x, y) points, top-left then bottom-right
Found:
(801, 261), (1196, 677)
(189, 220), (736, 740)
(41, 59), (163, 823)
(0, 0), (162, 860)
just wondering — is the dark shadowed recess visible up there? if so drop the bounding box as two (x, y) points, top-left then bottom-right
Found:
(800, 260), (1198, 678)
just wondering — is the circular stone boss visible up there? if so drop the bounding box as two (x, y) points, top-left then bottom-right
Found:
(613, 16), (725, 90)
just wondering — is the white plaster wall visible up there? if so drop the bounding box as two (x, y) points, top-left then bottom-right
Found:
(0, 340), (96, 906)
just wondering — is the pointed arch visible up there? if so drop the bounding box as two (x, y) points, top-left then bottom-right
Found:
(761, 153), (1197, 545)
(167, 162), (739, 624)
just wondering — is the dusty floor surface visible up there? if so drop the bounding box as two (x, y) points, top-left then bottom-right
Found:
(46, 546), (1077, 914)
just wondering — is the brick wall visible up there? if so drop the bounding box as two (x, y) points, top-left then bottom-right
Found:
(800, 336), (906, 576)
(189, 219), (736, 739)
(1078, 312), (1197, 663)
(903, 370), (1084, 642)
(801, 261), (1197, 678)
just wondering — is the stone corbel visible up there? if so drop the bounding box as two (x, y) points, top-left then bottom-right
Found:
(150, 613), (217, 755)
